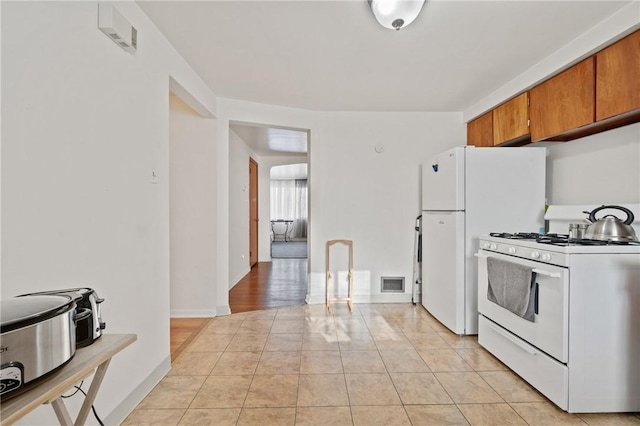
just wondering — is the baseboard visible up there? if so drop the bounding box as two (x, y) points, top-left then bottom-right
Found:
(307, 271), (413, 305)
(104, 355), (171, 425)
(217, 305), (231, 316)
(170, 308), (217, 318)
(307, 293), (413, 305)
(229, 267), (251, 290)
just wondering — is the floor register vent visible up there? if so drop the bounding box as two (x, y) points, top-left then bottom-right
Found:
(381, 276), (405, 293)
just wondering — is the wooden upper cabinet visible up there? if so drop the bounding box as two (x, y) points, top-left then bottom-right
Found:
(467, 111), (493, 147)
(493, 92), (530, 145)
(529, 58), (595, 142)
(596, 30), (640, 121)
(467, 29), (639, 147)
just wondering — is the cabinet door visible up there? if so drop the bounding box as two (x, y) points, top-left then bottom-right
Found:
(467, 111), (493, 147)
(493, 92), (529, 145)
(530, 58), (595, 142)
(596, 30), (640, 121)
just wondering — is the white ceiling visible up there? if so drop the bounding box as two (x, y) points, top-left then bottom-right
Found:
(230, 123), (309, 156)
(139, 0), (630, 113)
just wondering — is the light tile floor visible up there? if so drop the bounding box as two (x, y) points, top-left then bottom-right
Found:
(124, 303), (640, 425)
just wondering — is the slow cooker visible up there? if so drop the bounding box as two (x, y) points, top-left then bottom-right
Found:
(18, 288), (106, 347)
(0, 295), (77, 399)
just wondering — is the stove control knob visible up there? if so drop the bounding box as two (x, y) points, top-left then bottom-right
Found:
(531, 251), (540, 259)
(541, 253), (551, 261)
(482, 242), (491, 249)
(490, 243), (498, 250)
(508, 247), (517, 254)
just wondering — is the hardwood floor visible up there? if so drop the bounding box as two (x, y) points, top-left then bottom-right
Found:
(170, 258), (308, 360)
(229, 258), (308, 313)
(169, 317), (210, 362)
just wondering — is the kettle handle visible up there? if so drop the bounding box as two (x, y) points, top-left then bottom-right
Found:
(588, 205), (635, 225)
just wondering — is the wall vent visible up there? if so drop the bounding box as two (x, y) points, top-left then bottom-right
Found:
(381, 276), (405, 293)
(98, 4), (137, 54)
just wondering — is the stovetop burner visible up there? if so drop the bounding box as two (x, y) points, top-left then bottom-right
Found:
(489, 232), (542, 240)
(489, 232), (640, 246)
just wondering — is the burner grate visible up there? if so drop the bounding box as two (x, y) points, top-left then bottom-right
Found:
(537, 235), (640, 246)
(536, 236), (640, 246)
(489, 232), (541, 240)
(491, 232), (640, 246)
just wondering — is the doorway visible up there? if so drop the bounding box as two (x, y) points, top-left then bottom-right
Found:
(270, 163), (308, 259)
(228, 123), (310, 312)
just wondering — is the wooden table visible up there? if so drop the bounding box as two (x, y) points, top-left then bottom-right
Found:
(1, 333), (137, 425)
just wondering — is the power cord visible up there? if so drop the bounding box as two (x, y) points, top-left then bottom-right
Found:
(61, 381), (105, 426)
(61, 381), (84, 398)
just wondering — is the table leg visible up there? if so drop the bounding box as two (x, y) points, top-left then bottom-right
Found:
(51, 398), (74, 426)
(74, 359), (111, 425)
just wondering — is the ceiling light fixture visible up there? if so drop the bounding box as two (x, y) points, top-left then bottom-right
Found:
(369, 0), (426, 31)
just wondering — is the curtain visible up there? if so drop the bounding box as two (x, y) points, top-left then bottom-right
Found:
(271, 179), (307, 239)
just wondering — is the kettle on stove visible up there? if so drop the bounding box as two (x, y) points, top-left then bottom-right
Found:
(583, 205), (639, 242)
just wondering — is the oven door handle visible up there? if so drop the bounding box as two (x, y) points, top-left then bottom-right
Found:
(532, 268), (561, 278)
(487, 321), (538, 356)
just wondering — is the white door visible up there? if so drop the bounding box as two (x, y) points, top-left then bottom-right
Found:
(422, 146), (465, 211)
(421, 211), (466, 334)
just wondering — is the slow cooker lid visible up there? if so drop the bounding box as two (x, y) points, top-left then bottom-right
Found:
(1, 295), (76, 333)
(17, 287), (95, 300)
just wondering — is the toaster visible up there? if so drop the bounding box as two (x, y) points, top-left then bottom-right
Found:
(17, 288), (105, 347)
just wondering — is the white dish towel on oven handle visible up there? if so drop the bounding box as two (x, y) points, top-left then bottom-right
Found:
(486, 257), (537, 322)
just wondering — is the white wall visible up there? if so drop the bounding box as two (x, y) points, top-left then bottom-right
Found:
(218, 99), (465, 305)
(169, 96), (217, 317)
(307, 112), (465, 303)
(542, 123), (640, 205)
(228, 129), (256, 287)
(1, 2), (216, 424)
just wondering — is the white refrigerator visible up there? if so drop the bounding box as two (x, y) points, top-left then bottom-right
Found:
(421, 146), (546, 335)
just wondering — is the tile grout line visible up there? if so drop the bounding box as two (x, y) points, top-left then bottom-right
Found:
(236, 314), (256, 421)
(173, 317), (219, 425)
(335, 308), (353, 420)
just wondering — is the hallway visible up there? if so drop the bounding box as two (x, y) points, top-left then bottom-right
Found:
(230, 259), (308, 313)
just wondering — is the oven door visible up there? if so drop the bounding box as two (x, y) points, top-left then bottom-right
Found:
(477, 250), (569, 363)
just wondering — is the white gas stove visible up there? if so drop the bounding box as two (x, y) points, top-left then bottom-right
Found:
(476, 205), (640, 413)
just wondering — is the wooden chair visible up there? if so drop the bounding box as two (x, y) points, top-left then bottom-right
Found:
(325, 239), (354, 313)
